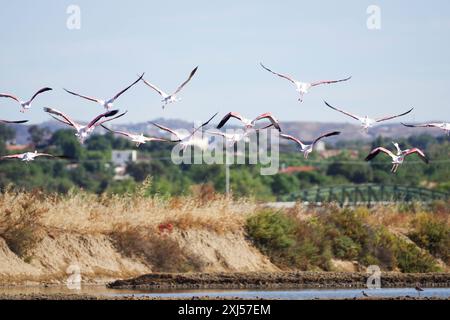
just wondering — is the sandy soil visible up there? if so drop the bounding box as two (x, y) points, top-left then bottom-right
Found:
(0, 230), (276, 285)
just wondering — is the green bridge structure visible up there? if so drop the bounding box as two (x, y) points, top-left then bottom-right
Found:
(283, 184), (449, 207)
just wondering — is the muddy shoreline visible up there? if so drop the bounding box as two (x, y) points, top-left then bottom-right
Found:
(1, 272), (449, 300)
(0, 293), (447, 300)
(108, 271), (450, 290)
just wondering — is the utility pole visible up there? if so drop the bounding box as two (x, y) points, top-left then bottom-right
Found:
(225, 163), (230, 196)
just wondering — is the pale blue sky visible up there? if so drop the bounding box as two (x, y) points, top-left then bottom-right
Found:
(0, 1), (449, 124)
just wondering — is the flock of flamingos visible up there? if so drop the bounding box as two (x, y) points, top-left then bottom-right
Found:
(0, 64), (448, 173)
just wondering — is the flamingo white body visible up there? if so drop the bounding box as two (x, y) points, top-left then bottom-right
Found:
(402, 122), (450, 136)
(44, 107), (127, 144)
(216, 112), (281, 132)
(207, 130), (251, 147)
(1, 150), (54, 162)
(365, 142), (429, 173)
(151, 113), (217, 151)
(294, 82), (312, 98)
(180, 136), (209, 151)
(142, 67), (198, 109)
(280, 131), (341, 158)
(324, 101), (414, 132)
(260, 63), (351, 102)
(101, 125), (168, 147)
(64, 73), (144, 110)
(359, 116), (377, 130)
(0, 88), (52, 113)
(129, 133), (165, 147)
(165, 128), (208, 151)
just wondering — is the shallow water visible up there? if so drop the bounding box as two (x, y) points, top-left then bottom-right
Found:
(1, 286), (449, 299)
(111, 287), (450, 299)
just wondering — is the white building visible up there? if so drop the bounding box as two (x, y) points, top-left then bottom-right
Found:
(315, 141), (326, 152)
(111, 150), (137, 167)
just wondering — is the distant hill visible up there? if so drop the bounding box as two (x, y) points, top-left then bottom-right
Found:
(8, 119), (444, 145)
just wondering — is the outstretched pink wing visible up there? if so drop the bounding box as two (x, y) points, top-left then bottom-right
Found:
(260, 63), (297, 84)
(324, 101), (361, 121)
(376, 108), (414, 122)
(404, 148), (429, 164)
(44, 107), (80, 129)
(173, 66), (198, 95)
(311, 76), (351, 87)
(365, 147), (395, 161)
(280, 133), (305, 148)
(252, 112), (281, 131)
(217, 112), (245, 129)
(0, 93), (20, 103)
(1, 153), (24, 160)
(64, 88), (101, 103)
(29, 87), (52, 102)
(112, 73), (144, 101)
(312, 131), (341, 146)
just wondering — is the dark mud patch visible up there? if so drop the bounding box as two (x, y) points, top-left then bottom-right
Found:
(108, 271), (450, 290)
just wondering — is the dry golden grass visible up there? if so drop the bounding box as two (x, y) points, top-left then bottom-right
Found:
(282, 200), (449, 233)
(1, 186), (447, 236)
(364, 202), (450, 232)
(0, 188), (255, 236)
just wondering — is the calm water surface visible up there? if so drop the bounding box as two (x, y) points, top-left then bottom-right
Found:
(1, 286), (449, 299)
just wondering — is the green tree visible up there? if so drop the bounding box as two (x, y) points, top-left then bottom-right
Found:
(50, 130), (84, 159)
(28, 125), (50, 146)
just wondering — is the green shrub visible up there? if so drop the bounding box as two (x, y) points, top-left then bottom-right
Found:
(394, 240), (440, 273)
(333, 235), (361, 260)
(369, 228), (397, 270)
(246, 210), (296, 251)
(409, 213), (450, 264)
(246, 207), (442, 272)
(246, 210), (331, 270)
(292, 220), (332, 270)
(324, 208), (370, 246)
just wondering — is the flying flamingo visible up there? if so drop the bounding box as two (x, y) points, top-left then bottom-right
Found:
(260, 63), (351, 102)
(324, 101), (414, 132)
(216, 112), (281, 132)
(280, 131), (341, 158)
(44, 107), (127, 143)
(0, 87), (52, 112)
(1, 150), (54, 162)
(64, 73), (144, 110)
(365, 142), (429, 173)
(101, 125), (170, 147)
(207, 124), (273, 147)
(141, 67), (198, 109)
(151, 113), (218, 151)
(402, 122), (450, 136)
